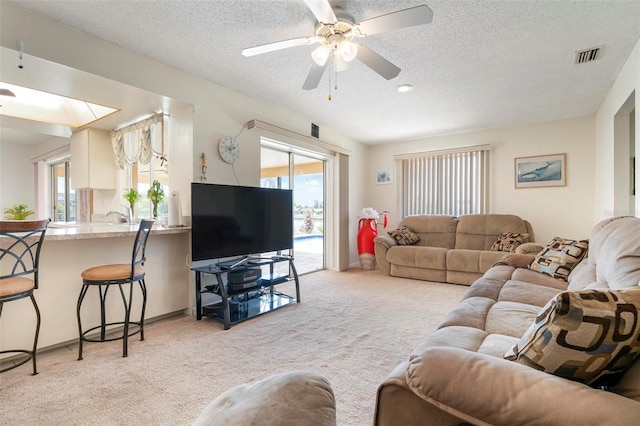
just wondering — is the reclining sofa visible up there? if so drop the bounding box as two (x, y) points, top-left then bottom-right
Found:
(375, 216), (640, 425)
(374, 214), (538, 285)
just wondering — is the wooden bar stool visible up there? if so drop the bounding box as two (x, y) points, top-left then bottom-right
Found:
(76, 220), (154, 360)
(0, 219), (50, 375)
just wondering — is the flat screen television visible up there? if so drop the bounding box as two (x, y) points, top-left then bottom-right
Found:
(191, 182), (293, 261)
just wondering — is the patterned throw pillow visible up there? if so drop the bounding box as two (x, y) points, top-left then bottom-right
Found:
(505, 288), (640, 387)
(388, 226), (420, 245)
(529, 237), (588, 281)
(490, 232), (530, 252)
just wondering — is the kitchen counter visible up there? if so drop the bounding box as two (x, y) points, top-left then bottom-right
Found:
(46, 222), (190, 240)
(1, 223), (191, 356)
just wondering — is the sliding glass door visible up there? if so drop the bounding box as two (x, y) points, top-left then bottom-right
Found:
(261, 146), (325, 274)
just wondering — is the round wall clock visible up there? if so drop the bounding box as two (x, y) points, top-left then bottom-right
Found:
(218, 136), (239, 164)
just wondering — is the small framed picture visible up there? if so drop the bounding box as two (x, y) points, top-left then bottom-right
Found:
(376, 170), (392, 185)
(515, 153), (566, 188)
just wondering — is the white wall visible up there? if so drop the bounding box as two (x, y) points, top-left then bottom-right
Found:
(0, 141), (35, 211)
(595, 39), (640, 219)
(366, 115), (596, 244)
(0, 135), (70, 216)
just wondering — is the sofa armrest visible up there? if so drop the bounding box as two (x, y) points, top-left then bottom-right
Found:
(374, 235), (397, 275)
(515, 242), (544, 255)
(407, 347), (640, 425)
(374, 234), (397, 249)
(491, 253), (536, 268)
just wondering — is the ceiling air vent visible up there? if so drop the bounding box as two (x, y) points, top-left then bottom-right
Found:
(574, 45), (605, 64)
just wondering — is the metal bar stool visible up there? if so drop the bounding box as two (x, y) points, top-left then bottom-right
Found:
(0, 219), (50, 375)
(76, 220), (154, 360)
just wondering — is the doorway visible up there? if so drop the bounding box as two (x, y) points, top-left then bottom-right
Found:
(261, 145), (325, 275)
(613, 91), (636, 216)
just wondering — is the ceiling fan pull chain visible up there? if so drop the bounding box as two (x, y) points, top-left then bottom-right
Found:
(328, 53), (333, 101)
(334, 53), (339, 91)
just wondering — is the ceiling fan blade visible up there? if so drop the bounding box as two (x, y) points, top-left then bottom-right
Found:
(303, 62), (328, 90)
(356, 44), (401, 80)
(304, 0), (337, 24)
(242, 37), (312, 57)
(356, 5), (433, 36)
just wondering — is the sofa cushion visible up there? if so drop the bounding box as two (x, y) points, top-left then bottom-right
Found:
(587, 216), (630, 268)
(504, 288), (640, 387)
(492, 253), (535, 269)
(387, 246), (447, 269)
(589, 216), (640, 289)
(477, 333), (521, 358)
(446, 249), (506, 275)
(461, 267), (512, 301)
(610, 356), (640, 401)
(484, 301), (542, 338)
(567, 260), (600, 290)
(455, 214), (529, 250)
(446, 270), (486, 286)
(411, 326), (488, 357)
(490, 232), (530, 252)
(498, 280), (563, 307)
(192, 371), (336, 426)
(438, 296), (495, 330)
(515, 242), (545, 255)
(511, 268), (568, 290)
(390, 264), (447, 282)
(530, 237), (589, 281)
(388, 225), (420, 245)
(398, 215), (457, 248)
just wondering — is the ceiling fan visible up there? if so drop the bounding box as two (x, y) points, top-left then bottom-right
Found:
(241, 0), (433, 94)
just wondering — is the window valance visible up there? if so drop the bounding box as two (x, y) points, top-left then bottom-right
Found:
(112, 113), (164, 169)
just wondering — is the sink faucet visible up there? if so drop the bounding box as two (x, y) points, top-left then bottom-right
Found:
(106, 210), (128, 224)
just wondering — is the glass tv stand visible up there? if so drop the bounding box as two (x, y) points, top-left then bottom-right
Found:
(191, 255), (300, 329)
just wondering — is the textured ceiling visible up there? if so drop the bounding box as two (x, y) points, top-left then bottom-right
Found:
(7, 0), (640, 145)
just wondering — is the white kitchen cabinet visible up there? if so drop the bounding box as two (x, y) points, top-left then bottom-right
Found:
(71, 128), (116, 189)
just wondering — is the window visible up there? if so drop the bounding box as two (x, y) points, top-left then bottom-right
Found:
(260, 142), (327, 274)
(134, 154), (168, 219)
(113, 113), (168, 220)
(399, 146), (489, 217)
(51, 159), (75, 222)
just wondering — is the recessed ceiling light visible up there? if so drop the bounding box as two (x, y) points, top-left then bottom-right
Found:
(397, 84), (414, 93)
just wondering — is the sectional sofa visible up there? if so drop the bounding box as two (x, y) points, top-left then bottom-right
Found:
(375, 216), (640, 425)
(374, 214), (539, 285)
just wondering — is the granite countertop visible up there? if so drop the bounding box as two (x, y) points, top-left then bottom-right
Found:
(45, 223), (190, 241)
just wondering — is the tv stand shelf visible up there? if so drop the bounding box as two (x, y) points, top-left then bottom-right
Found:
(192, 255), (300, 329)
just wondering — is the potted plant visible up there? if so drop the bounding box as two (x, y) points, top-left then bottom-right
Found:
(147, 180), (165, 219)
(3, 203), (35, 220)
(123, 188), (141, 221)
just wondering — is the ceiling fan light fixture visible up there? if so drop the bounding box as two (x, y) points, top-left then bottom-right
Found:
(339, 40), (358, 62)
(334, 54), (351, 72)
(397, 84), (414, 93)
(312, 44), (331, 66)
(244, 1), (433, 94)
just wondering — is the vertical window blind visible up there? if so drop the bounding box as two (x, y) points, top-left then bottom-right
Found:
(400, 146), (490, 217)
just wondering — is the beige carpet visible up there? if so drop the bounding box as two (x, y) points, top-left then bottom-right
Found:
(0, 269), (467, 426)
